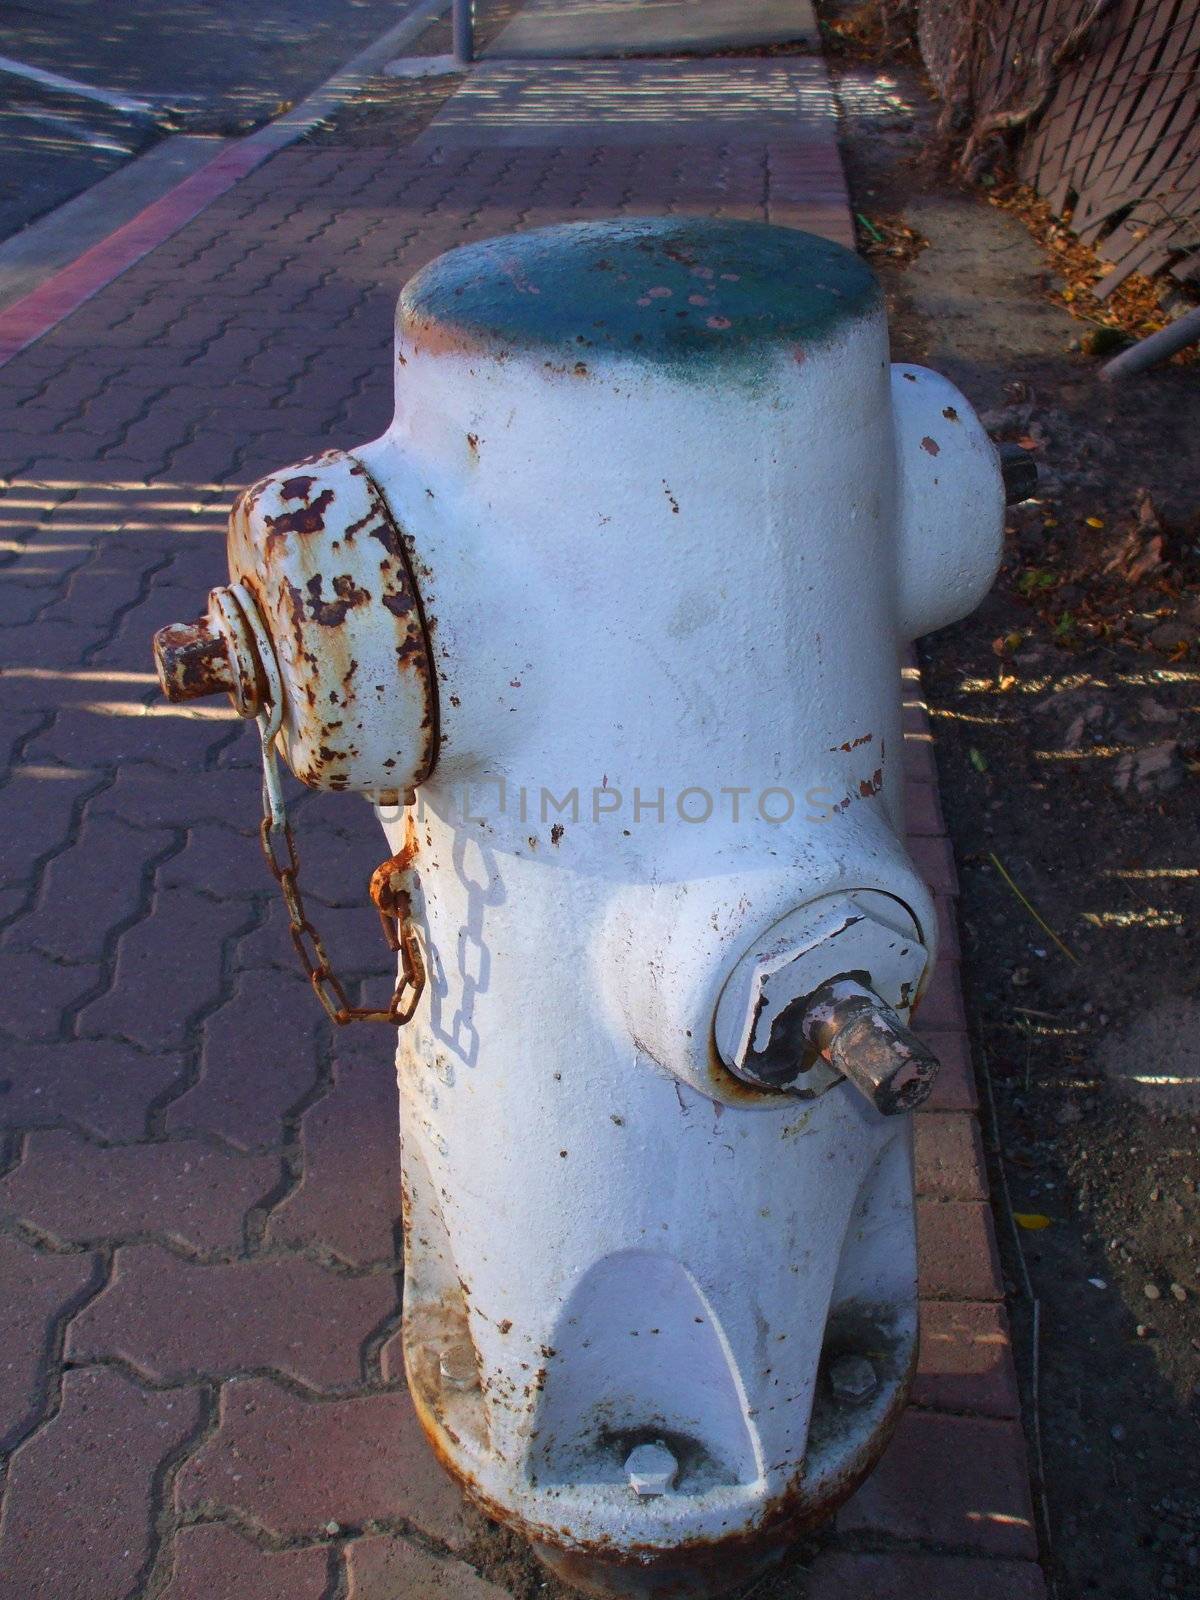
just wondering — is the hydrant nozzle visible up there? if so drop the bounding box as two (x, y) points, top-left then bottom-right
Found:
(801, 977), (941, 1116)
(153, 614), (239, 703)
(152, 584), (270, 721)
(998, 441), (1038, 505)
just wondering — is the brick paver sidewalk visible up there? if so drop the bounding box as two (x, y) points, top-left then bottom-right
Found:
(0, 19), (1044, 1600)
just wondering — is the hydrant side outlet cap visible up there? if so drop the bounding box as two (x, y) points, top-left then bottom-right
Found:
(398, 218), (881, 372)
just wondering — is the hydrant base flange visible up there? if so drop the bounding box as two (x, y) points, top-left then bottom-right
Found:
(529, 1538), (784, 1599)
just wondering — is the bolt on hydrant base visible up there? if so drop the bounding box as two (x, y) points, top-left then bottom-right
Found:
(153, 218), (1011, 1599)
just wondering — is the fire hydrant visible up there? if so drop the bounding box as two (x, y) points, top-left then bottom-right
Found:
(154, 218), (1014, 1598)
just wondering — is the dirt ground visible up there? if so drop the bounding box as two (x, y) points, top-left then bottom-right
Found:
(825, 18), (1200, 1600)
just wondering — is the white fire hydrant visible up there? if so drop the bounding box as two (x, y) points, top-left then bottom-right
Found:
(154, 218), (1012, 1598)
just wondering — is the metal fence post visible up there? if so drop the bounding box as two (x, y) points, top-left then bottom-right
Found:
(453, 0), (474, 65)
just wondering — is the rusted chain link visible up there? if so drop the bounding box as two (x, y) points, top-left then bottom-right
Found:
(257, 714), (425, 1026)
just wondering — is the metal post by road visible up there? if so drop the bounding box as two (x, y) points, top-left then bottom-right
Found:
(452, 0), (474, 66)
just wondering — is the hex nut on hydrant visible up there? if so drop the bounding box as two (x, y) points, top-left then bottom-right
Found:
(439, 1343), (478, 1392)
(151, 218), (1007, 1600)
(626, 1443), (679, 1498)
(829, 1356), (878, 1406)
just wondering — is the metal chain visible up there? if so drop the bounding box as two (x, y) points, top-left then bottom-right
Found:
(256, 712), (425, 1027)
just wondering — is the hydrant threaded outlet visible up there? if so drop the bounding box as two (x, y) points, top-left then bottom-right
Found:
(153, 615), (238, 703)
(998, 441), (1039, 504)
(801, 977), (942, 1115)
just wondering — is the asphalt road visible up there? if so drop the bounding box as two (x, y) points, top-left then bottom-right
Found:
(0, 0), (425, 243)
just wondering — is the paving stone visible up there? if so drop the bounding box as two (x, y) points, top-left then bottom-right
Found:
(0, 1235), (99, 1450)
(77, 886), (252, 1051)
(0, 1365), (204, 1600)
(837, 1409), (1038, 1558)
(2, 537), (92, 595)
(346, 1535), (510, 1599)
(0, 1131), (278, 1251)
(914, 1300), (1020, 1419)
(805, 1552), (1046, 1599)
(901, 693), (931, 736)
(931, 890), (962, 959)
(158, 822), (273, 901)
(902, 728), (937, 784)
(904, 778), (946, 836)
(0, 885), (27, 921)
(909, 831), (959, 897)
(265, 1031), (401, 1267)
(3, 812), (174, 965)
(0, 947), (103, 1040)
(23, 697), (244, 768)
(160, 1523), (330, 1600)
(0, 1037), (184, 1139)
(0, 765), (106, 901)
(165, 967), (324, 1151)
(235, 896), (394, 982)
(914, 1029), (978, 1113)
(153, 542), (235, 599)
(91, 760), (264, 831)
(914, 956), (969, 1033)
(164, 436), (244, 487)
(0, 620), (113, 683)
(0, 556), (61, 620)
(917, 1198), (1003, 1301)
(914, 1112), (987, 1200)
(176, 1376), (468, 1549)
(272, 815), (387, 909)
(68, 1245), (396, 1390)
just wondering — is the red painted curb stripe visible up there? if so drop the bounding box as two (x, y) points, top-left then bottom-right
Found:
(0, 139), (274, 369)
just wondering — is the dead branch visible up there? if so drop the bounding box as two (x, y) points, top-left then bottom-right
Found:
(957, 0), (1119, 177)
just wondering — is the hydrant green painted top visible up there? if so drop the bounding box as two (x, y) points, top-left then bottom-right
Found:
(399, 217), (881, 377)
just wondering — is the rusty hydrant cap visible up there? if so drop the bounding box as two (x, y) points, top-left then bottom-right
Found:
(152, 585), (267, 719)
(153, 614), (238, 703)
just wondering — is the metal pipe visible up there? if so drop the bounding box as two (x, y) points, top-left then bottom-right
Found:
(1099, 304), (1200, 382)
(452, 0), (474, 65)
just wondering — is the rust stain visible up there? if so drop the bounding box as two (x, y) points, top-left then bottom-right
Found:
(225, 448), (439, 796)
(920, 436), (940, 457)
(280, 474), (318, 501)
(941, 405), (959, 421)
(704, 1033), (785, 1107)
(153, 618), (235, 703)
(858, 767), (884, 798)
(265, 487), (335, 537)
(831, 732), (873, 753)
(305, 572), (370, 626)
